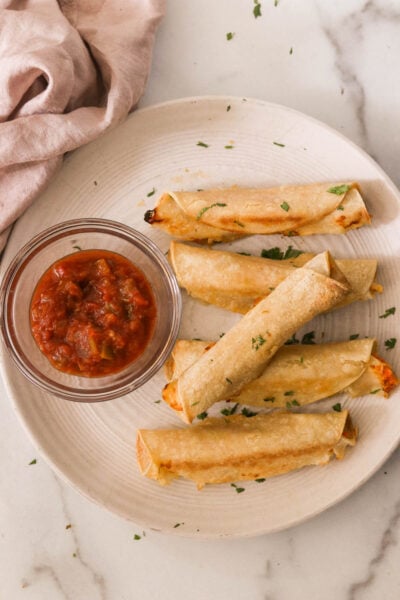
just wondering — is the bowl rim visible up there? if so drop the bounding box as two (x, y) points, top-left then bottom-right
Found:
(0, 218), (182, 402)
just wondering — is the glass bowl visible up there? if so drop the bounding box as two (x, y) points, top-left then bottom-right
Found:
(0, 219), (182, 402)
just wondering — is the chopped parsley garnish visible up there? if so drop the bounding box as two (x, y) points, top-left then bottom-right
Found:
(72, 245), (82, 251)
(233, 220), (245, 227)
(173, 522), (184, 528)
(253, 0), (262, 18)
(238, 251), (251, 256)
(93, 180), (98, 186)
(154, 400), (161, 404)
(301, 331), (316, 345)
(147, 188), (156, 197)
(221, 403), (239, 416)
(285, 330), (315, 345)
(226, 32), (234, 40)
(285, 333), (299, 345)
(225, 145), (234, 149)
(225, 377), (233, 384)
(332, 403), (342, 412)
(219, 332), (225, 338)
(231, 483), (245, 493)
(379, 307), (396, 319)
(263, 396), (275, 403)
(349, 333), (359, 340)
(327, 184), (350, 195)
(289, 47), (293, 55)
(227, 105), (231, 112)
(197, 411), (208, 420)
(28, 458), (37, 465)
(261, 245), (304, 260)
(255, 478), (266, 483)
(191, 401), (200, 406)
(284, 246), (304, 259)
(284, 390), (295, 396)
(197, 141), (209, 148)
(286, 400), (300, 409)
(65, 524), (72, 530)
(261, 247), (284, 260)
(280, 201), (290, 212)
(336, 205), (345, 211)
(273, 141), (285, 147)
(252, 335), (266, 350)
(385, 338), (397, 350)
(370, 388), (381, 394)
(241, 407), (258, 417)
(133, 534), (141, 540)
(196, 202), (227, 220)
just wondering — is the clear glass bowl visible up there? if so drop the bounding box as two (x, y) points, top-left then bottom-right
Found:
(0, 219), (182, 402)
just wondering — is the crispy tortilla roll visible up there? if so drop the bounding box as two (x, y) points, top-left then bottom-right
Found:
(170, 241), (382, 313)
(136, 411), (357, 488)
(144, 182), (371, 242)
(162, 251), (350, 422)
(165, 339), (399, 407)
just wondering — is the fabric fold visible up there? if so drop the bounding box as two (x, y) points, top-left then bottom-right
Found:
(0, 0), (166, 250)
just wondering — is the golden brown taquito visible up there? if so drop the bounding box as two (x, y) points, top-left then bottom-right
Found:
(144, 182), (370, 242)
(162, 251), (350, 422)
(165, 338), (399, 407)
(169, 241), (382, 313)
(136, 411), (357, 488)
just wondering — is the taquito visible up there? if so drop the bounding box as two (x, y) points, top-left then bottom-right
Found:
(162, 251), (350, 422)
(144, 182), (370, 242)
(169, 241), (382, 313)
(165, 339), (398, 408)
(136, 411), (357, 488)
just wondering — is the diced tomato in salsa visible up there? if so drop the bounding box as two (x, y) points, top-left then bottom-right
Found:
(30, 249), (157, 377)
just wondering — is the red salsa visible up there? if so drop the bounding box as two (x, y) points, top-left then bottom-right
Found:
(30, 249), (157, 377)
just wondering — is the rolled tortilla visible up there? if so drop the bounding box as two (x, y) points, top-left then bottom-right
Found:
(165, 339), (399, 407)
(162, 251), (350, 422)
(136, 411), (357, 488)
(170, 241), (382, 313)
(144, 182), (371, 242)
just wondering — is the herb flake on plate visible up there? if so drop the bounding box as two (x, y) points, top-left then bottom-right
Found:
(253, 0), (262, 18)
(385, 338), (397, 350)
(379, 307), (396, 319)
(261, 245), (304, 260)
(196, 411), (208, 420)
(231, 483), (245, 493)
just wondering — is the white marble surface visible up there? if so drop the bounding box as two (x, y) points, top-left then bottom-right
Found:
(2, 1), (400, 598)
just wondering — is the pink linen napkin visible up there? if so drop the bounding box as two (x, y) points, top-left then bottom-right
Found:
(0, 0), (165, 252)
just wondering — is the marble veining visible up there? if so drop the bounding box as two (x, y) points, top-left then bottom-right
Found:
(32, 474), (108, 600)
(317, 5), (370, 156)
(347, 498), (400, 599)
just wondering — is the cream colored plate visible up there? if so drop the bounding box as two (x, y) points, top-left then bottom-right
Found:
(1, 96), (400, 538)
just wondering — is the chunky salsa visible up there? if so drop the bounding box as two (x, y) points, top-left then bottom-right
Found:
(30, 249), (157, 377)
